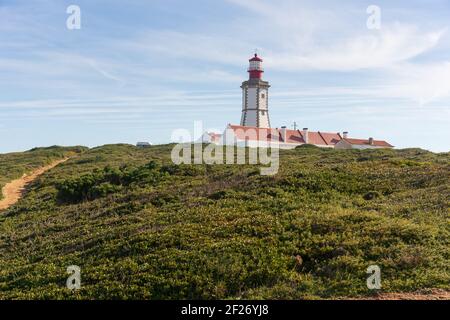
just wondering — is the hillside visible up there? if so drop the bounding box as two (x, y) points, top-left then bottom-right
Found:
(0, 144), (448, 299)
(0, 146), (87, 200)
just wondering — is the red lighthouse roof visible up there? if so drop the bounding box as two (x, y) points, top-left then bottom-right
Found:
(249, 53), (263, 62)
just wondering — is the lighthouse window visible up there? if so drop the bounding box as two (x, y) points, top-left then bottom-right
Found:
(261, 93), (265, 99)
(250, 61), (260, 70)
(261, 111), (265, 115)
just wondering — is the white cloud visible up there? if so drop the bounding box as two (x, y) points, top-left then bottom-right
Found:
(386, 61), (450, 105)
(116, 30), (250, 66)
(225, 0), (446, 71)
(86, 59), (125, 84)
(265, 24), (446, 71)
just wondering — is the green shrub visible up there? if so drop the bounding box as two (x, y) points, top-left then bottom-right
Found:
(1, 144), (448, 300)
(56, 161), (167, 203)
(363, 191), (382, 200)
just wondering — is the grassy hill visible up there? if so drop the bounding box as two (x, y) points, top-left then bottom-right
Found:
(0, 146), (87, 200)
(0, 144), (448, 299)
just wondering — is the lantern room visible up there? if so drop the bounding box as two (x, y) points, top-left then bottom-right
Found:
(248, 54), (264, 79)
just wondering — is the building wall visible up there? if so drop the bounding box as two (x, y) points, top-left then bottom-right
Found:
(259, 89), (268, 110)
(242, 140), (335, 149)
(352, 145), (381, 149)
(240, 89), (246, 125)
(247, 87), (257, 109)
(242, 87), (258, 127)
(334, 141), (351, 149)
(335, 140), (387, 149)
(241, 83), (270, 128)
(245, 110), (258, 127)
(258, 88), (270, 128)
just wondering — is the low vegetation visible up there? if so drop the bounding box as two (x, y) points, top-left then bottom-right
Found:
(0, 146), (87, 200)
(0, 144), (448, 299)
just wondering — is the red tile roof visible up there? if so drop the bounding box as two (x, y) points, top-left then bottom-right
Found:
(318, 132), (343, 145)
(228, 125), (341, 146)
(249, 54), (263, 62)
(342, 138), (393, 148)
(227, 125), (393, 148)
(207, 132), (222, 142)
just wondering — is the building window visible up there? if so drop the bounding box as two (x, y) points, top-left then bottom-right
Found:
(261, 93), (265, 99)
(261, 111), (265, 115)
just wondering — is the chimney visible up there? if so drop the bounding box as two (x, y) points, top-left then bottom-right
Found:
(369, 137), (374, 145)
(281, 126), (287, 142)
(343, 131), (348, 139)
(303, 128), (309, 144)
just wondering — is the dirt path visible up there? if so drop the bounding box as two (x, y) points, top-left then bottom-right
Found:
(348, 289), (450, 300)
(365, 289), (449, 300)
(0, 158), (68, 211)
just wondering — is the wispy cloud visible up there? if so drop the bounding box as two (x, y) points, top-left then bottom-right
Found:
(387, 61), (450, 105)
(266, 25), (446, 71)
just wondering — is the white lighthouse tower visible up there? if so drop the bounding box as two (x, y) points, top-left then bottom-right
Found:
(240, 53), (271, 128)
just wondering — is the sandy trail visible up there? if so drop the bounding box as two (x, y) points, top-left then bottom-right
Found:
(363, 289), (449, 300)
(344, 289), (449, 300)
(0, 158), (68, 211)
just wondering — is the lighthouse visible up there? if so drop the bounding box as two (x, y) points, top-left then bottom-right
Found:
(203, 52), (394, 150)
(240, 53), (271, 128)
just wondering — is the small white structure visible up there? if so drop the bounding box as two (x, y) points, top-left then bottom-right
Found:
(136, 142), (152, 148)
(199, 132), (222, 144)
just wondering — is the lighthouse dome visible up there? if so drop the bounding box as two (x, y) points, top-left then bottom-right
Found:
(249, 53), (263, 62)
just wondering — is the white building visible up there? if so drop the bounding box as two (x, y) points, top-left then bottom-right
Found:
(201, 53), (393, 150)
(136, 142), (152, 148)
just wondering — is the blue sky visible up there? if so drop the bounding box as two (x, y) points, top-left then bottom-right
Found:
(0, 0), (449, 153)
